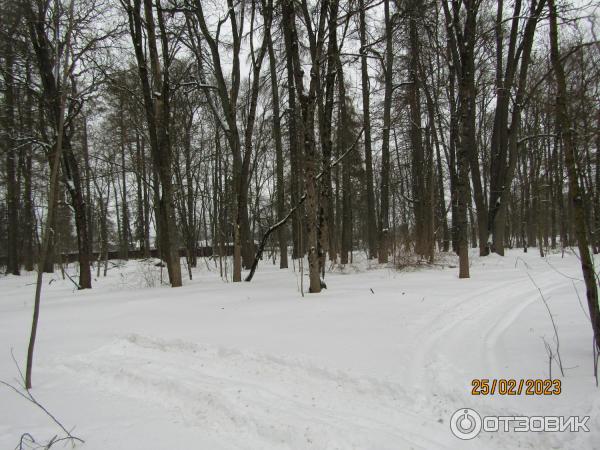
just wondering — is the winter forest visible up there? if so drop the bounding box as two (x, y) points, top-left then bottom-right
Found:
(1, 0), (600, 448)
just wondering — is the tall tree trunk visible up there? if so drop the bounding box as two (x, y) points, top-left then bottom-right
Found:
(317, 0), (339, 273)
(25, 0), (76, 389)
(442, 0), (480, 278)
(488, 0), (546, 255)
(359, 0), (378, 259)
(407, 0), (426, 257)
(125, 0), (182, 286)
(62, 137), (92, 288)
(119, 101), (130, 260)
(338, 63), (351, 265)
(279, 4), (303, 261)
(266, 15), (288, 269)
(595, 110), (600, 253)
(27, 0), (92, 288)
(21, 62), (35, 271)
(285, 0), (328, 292)
(378, 0), (393, 264)
(3, 27), (20, 275)
(82, 116), (94, 261)
(548, 0), (600, 353)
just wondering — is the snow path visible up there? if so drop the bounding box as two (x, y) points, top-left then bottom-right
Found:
(1, 250), (599, 449)
(57, 334), (450, 449)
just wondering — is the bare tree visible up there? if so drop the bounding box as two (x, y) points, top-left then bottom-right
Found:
(123, 0), (182, 287)
(548, 0), (600, 354)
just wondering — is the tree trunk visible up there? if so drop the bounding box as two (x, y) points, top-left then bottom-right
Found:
(2, 2), (23, 274)
(119, 101), (130, 260)
(62, 138), (92, 289)
(126, 0), (182, 286)
(442, 0), (480, 278)
(548, 0), (600, 353)
(4, 32), (20, 275)
(378, 0), (393, 264)
(359, 0), (378, 259)
(266, 21), (288, 269)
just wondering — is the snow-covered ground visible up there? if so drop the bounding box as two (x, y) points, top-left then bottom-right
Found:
(1, 249), (599, 449)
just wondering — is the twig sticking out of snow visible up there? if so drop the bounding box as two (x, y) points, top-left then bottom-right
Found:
(572, 280), (591, 322)
(0, 350), (84, 449)
(542, 337), (555, 379)
(527, 273), (564, 377)
(592, 338), (599, 387)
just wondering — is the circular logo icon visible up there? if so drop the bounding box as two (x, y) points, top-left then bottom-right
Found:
(450, 408), (482, 440)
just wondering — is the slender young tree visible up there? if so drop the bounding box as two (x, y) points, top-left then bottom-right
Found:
(25, 0), (76, 390)
(26, 0), (95, 289)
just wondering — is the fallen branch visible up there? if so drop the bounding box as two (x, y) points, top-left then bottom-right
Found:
(63, 270), (81, 290)
(245, 128), (364, 282)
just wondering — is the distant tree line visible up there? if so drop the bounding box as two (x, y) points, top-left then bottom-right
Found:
(0, 0), (598, 294)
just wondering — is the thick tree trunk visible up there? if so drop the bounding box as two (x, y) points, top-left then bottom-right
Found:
(407, 0), (427, 257)
(126, 0), (182, 286)
(284, 0), (328, 292)
(62, 138), (92, 289)
(442, 0), (479, 278)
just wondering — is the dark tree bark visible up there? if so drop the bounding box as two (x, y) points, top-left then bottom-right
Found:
(338, 65), (352, 265)
(488, 0), (546, 255)
(81, 116), (94, 261)
(280, 2), (303, 261)
(188, 0), (271, 279)
(124, 0), (182, 287)
(443, 0), (481, 278)
(548, 0), (600, 354)
(283, 0), (328, 292)
(317, 0), (339, 272)
(25, 0), (77, 390)
(359, 0), (378, 259)
(378, 0), (393, 264)
(118, 99), (130, 260)
(21, 67), (35, 271)
(421, 65), (450, 253)
(27, 0), (92, 288)
(407, 0), (424, 257)
(595, 110), (600, 253)
(266, 10), (288, 269)
(3, 5), (20, 275)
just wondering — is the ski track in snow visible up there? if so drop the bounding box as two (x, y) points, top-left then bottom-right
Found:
(2, 251), (599, 449)
(57, 334), (451, 450)
(404, 263), (598, 449)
